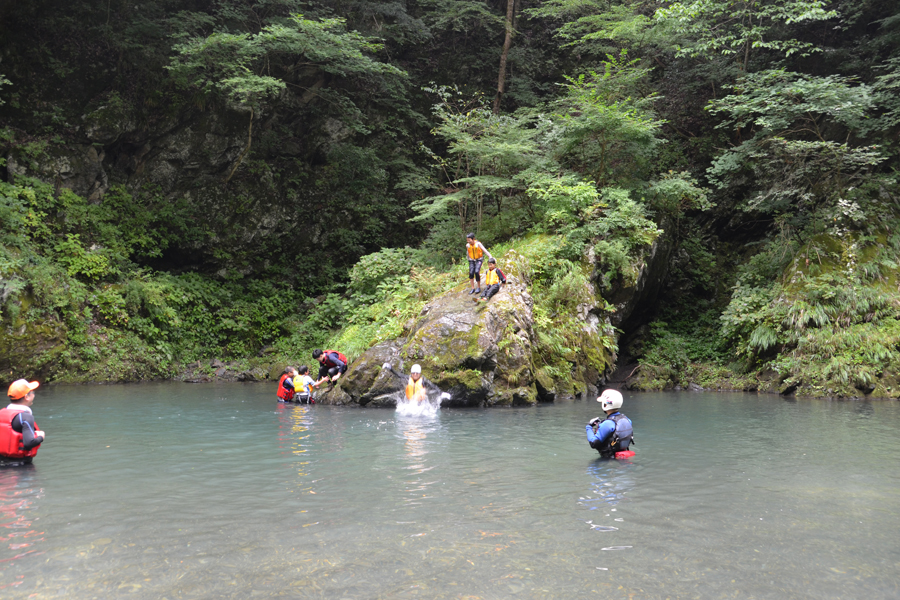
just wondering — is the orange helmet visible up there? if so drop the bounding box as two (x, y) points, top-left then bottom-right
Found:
(7, 379), (40, 400)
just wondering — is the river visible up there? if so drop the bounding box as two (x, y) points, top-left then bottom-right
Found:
(1, 383), (898, 598)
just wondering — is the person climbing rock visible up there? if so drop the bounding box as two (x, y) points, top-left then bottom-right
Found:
(1, 379), (46, 463)
(277, 367), (297, 402)
(475, 258), (506, 302)
(585, 389), (633, 458)
(465, 233), (493, 295)
(405, 364), (427, 404)
(313, 349), (349, 386)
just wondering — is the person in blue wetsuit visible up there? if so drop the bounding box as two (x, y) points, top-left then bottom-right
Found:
(586, 389), (633, 458)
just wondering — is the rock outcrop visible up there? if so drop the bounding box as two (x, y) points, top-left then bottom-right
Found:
(317, 272), (540, 407)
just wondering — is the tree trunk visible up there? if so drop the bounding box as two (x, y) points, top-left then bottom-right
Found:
(492, 0), (516, 115)
(225, 107), (253, 184)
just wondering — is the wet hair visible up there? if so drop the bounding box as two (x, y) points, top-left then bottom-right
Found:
(312, 349), (323, 359)
(298, 365), (309, 375)
(466, 232), (475, 240)
(283, 367), (295, 375)
(487, 257), (496, 264)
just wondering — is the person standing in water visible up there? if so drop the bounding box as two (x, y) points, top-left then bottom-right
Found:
(293, 365), (316, 404)
(1, 379), (46, 463)
(586, 389), (633, 457)
(405, 364), (427, 404)
(465, 233), (493, 295)
(277, 367), (297, 402)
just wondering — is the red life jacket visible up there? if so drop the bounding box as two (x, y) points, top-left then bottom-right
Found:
(323, 350), (348, 368)
(277, 374), (294, 400)
(0, 408), (40, 459)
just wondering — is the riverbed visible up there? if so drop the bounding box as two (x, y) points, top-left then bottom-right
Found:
(1, 384), (898, 598)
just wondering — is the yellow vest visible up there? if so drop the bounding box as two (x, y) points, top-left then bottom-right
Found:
(467, 242), (483, 260)
(484, 268), (500, 285)
(406, 377), (426, 401)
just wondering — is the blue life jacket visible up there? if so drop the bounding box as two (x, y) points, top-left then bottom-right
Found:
(595, 413), (633, 457)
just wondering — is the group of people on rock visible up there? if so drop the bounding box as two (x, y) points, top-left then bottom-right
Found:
(465, 233), (507, 302)
(277, 349), (349, 403)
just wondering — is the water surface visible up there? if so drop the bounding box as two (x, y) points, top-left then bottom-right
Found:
(1, 384), (898, 598)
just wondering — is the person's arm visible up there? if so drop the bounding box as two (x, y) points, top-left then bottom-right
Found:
(283, 377), (295, 392)
(497, 268), (507, 284)
(15, 413), (44, 450)
(586, 419), (615, 444)
(328, 353), (347, 380)
(479, 242), (493, 261)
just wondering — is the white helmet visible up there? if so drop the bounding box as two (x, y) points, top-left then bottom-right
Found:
(411, 364), (422, 374)
(597, 389), (623, 411)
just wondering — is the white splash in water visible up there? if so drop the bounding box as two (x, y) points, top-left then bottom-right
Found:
(396, 390), (444, 417)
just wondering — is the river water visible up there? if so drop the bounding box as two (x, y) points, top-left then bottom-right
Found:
(1, 384), (898, 599)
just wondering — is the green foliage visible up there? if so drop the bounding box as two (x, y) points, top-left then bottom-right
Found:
(654, 0), (838, 64)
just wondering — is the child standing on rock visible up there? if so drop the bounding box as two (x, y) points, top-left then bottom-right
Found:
(465, 233), (493, 295)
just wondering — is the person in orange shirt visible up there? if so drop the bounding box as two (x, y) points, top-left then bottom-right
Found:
(465, 233), (493, 295)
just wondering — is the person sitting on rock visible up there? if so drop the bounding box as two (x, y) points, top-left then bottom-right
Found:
(475, 258), (506, 302)
(405, 364), (427, 404)
(313, 349), (349, 386)
(293, 365), (316, 404)
(277, 367), (297, 402)
(586, 389), (633, 457)
(465, 233), (493, 295)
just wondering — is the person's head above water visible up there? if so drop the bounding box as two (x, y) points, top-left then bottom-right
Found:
(597, 388), (623, 413)
(298, 365), (309, 376)
(410, 364), (422, 379)
(7, 379), (40, 405)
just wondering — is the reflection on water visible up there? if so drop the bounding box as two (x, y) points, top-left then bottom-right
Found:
(1, 385), (899, 599)
(0, 466), (43, 592)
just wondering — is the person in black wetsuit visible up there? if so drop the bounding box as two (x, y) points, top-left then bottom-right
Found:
(1, 379), (46, 463)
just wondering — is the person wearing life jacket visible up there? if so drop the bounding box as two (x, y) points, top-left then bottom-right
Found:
(1, 379), (46, 463)
(277, 367), (297, 402)
(465, 233), (493, 295)
(405, 364), (427, 404)
(475, 258), (507, 303)
(586, 389), (633, 458)
(313, 349), (349, 386)
(293, 365), (316, 404)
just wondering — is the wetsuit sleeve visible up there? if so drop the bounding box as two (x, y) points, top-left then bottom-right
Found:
(586, 421), (615, 444)
(13, 413), (44, 451)
(283, 378), (295, 391)
(497, 268), (507, 284)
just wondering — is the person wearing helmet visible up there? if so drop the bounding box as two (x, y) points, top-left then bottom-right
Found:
(586, 389), (633, 457)
(465, 233), (493, 295)
(405, 364), (427, 404)
(1, 379), (46, 462)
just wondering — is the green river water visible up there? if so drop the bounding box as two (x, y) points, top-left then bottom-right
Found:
(1, 383), (898, 599)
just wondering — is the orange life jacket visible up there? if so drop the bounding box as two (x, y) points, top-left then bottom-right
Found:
(277, 373), (294, 400)
(322, 350), (349, 368)
(467, 241), (483, 260)
(0, 408), (40, 459)
(406, 377), (426, 401)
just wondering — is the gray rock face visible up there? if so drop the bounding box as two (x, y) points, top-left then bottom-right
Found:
(599, 217), (673, 332)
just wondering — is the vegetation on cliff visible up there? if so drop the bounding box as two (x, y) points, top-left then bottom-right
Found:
(1, 0), (899, 398)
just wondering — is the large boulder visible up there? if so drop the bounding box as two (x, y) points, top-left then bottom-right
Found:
(317, 274), (539, 407)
